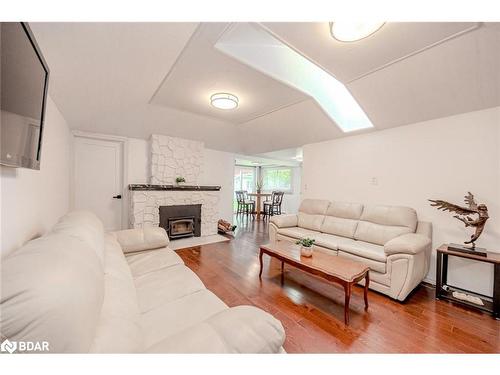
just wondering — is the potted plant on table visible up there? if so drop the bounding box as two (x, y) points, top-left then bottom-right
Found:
(175, 176), (186, 186)
(296, 237), (315, 257)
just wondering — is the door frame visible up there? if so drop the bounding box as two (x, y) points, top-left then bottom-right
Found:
(71, 130), (129, 230)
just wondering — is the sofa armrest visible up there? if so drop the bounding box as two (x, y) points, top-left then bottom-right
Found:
(416, 221), (432, 239)
(145, 305), (285, 353)
(270, 214), (298, 228)
(384, 233), (431, 255)
(112, 227), (169, 254)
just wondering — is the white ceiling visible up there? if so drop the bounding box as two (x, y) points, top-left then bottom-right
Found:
(30, 22), (500, 155)
(151, 23), (308, 124)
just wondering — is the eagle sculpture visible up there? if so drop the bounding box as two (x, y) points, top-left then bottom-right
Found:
(429, 192), (489, 248)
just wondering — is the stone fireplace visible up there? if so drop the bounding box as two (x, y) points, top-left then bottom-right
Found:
(129, 135), (222, 236)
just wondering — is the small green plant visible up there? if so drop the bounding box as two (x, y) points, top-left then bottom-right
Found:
(175, 176), (186, 184)
(296, 237), (315, 248)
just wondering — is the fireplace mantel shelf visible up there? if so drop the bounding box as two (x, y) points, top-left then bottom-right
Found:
(129, 184), (221, 191)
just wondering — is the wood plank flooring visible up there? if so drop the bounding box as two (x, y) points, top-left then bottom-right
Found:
(176, 215), (500, 353)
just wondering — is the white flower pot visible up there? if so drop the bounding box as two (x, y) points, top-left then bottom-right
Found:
(300, 246), (313, 257)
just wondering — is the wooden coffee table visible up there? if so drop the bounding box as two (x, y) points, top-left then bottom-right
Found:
(259, 241), (369, 325)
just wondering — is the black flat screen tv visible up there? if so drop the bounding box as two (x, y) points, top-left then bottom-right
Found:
(1, 22), (50, 170)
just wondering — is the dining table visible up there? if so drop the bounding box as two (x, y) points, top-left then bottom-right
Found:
(247, 192), (272, 221)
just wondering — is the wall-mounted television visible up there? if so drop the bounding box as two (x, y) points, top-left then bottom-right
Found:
(1, 22), (50, 170)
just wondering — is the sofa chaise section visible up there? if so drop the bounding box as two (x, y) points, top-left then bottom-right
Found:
(0, 211), (285, 353)
(269, 199), (432, 301)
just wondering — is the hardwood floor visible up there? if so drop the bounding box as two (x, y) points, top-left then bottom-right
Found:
(176, 215), (500, 353)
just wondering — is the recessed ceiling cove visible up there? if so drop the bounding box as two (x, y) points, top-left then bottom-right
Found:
(150, 23), (309, 124)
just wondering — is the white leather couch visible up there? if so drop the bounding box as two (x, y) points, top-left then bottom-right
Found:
(1, 211), (285, 353)
(269, 199), (432, 301)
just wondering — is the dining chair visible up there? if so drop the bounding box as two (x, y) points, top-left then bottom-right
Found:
(263, 191), (284, 219)
(235, 190), (255, 216)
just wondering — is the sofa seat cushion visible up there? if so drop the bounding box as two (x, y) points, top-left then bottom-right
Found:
(126, 248), (184, 277)
(134, 264), (205, 313)
(338, 240), (387, 263)
(145, 306), (285, 353)
(141, 289), (228, 349)
(313, 233), (353, 251)
(277, 227), (319, 241)
(90, 234), (143, 353)
(338, 250), (386, 274)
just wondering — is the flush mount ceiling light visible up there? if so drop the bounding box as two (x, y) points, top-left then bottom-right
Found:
(210, 93), (238, 110)
(330, 22), (385, 42)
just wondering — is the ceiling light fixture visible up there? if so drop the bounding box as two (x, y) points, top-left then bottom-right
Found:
(210, 93), (239, 110)
(330, 22), (385, 42)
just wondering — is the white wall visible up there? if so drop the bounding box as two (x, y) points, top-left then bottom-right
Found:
(282, 166), (302, 214)
(201, 148), (235, 223)
(302, 106), (500, 296)
(1, 97), (71, 257)
(126, 137), (235, 224)
(127, 137), (149, 183)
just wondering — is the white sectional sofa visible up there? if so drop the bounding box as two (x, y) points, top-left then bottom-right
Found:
(269, 199), (432, 301)
(0, 211), (285, 353)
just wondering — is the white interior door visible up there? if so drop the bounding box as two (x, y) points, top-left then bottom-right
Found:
(73, 135), (124, 231)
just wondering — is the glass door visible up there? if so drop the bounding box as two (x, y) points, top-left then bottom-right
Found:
(233, 166), (256, 212)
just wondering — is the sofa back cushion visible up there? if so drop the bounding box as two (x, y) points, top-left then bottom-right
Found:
(354, 205), (418, 245)
(0, 232), (104, 353)
(89, 234), (143, 353)
(297, 199), (330, 231)
(320, 201), (364, 238)
(52, 210), (105, 265)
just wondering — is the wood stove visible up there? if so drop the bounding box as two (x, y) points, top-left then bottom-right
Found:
(159, 204), (201, 239)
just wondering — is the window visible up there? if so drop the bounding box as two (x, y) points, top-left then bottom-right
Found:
(215, 23), (373, 132)
(262, 167), (293, 193)
(234, 166), (256, 192)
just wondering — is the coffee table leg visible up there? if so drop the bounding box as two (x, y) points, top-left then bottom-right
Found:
(364, 272), (369, 311)
(259, 249), (263, 279)
(281, 261), (285, 284)
(344, 283), (352, 325)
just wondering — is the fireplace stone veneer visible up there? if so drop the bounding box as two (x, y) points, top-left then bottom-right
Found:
(129, 134), (222, 236)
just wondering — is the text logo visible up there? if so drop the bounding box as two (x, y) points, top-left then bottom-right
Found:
(0, 339), (49, 353)
(0, 339), (17, 354)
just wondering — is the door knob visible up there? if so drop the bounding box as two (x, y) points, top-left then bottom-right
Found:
(112, 194), (122, 199)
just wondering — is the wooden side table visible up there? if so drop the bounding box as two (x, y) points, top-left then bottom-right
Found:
(435, 244), (500, 319)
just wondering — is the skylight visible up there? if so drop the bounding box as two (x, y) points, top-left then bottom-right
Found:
(215, 23), (374, 132)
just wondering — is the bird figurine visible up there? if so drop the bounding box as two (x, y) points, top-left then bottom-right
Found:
(429, 192), (489, 249)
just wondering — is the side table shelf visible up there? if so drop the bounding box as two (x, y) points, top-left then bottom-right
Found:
(435, 244), (500, 319)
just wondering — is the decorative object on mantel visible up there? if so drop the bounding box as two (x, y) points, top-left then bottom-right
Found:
(175, 176), (186, 185)
(429, 192), (489, 255)
(296, 237), (315, 257)
(218, 219), (237, 236)
(129, 184), (221, 191)
(435, 244), (500, 319)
